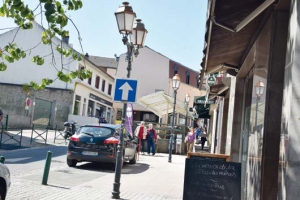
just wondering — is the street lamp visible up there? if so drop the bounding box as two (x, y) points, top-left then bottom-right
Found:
(169, 74), (181, 163)
(185, 93), (190, 127)
(112, 2), (148, 199)
(254, 80), (265, 131)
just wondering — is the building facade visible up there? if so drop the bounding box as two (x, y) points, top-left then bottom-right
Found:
(0, 22), (115, 128)
(200, 0), (297, 199)
(113, 46), (205, 125)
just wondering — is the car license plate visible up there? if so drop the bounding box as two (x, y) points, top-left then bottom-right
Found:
(82, 151), (98, 156)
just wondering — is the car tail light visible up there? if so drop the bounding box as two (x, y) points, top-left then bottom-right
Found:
(70, 135), (80, 142)
(104, 137), (119, 144)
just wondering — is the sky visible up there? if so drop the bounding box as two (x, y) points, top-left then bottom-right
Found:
(0, 0), (208, 72)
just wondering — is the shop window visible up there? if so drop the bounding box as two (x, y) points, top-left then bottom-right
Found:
(116, 109), (122, 121)
(95, 76), (100, 89)
(102, 80), (106, 92)
(186, 71), (190, 84)
(108, 84), (112, 95)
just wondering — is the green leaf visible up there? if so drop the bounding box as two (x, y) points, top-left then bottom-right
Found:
(0, 50), (2, 57)
(0, 62), (7, 71)
(22, 84), (30, 92)
(5, 55), (14, 63)
(70, 70), (79, 78)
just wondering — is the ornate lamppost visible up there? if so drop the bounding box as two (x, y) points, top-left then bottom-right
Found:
(168, 74), (181, 163)
(185, 93), (190, 127)
(112, 2), (148, 199)
(254, 80), (265, 130)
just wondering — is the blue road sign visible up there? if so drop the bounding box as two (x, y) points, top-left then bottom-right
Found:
(113, 78), (138, 102)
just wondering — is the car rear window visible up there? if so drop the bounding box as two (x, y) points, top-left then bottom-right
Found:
(78, 127), (114, 137)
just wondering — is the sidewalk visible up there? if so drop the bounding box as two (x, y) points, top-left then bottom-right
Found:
(0, 128), (67, 151)
(6, 153), (186, 200)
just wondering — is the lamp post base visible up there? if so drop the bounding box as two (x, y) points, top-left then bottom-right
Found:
(112, 188), (120, 199)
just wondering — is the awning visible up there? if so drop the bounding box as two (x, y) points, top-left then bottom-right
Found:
(199, 0), (278, 88)
(137, 91), (194, 119)
(194, 96), (215, 119)
(208, 83), (229, 100)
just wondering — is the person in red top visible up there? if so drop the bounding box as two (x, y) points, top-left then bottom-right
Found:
(134, 121), (147, 155)
(147, 123), (158, 156)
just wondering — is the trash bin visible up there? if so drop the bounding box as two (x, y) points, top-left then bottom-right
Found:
(176, 134), (182, 154)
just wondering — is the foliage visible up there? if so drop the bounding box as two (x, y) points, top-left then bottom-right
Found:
(0, 0), (91, 91)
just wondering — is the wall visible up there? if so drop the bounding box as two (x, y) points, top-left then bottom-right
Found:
(0, 84), (73, 129)
(280, 1), (300, 199)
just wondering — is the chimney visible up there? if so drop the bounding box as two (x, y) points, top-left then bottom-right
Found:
(62, 36), (69, 44)
(85, 53), (89, 58)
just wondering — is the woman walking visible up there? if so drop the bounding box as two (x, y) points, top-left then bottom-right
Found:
(185, 127), (196, 152)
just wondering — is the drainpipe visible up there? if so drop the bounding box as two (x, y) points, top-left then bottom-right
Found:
(211, 0), (276, 32)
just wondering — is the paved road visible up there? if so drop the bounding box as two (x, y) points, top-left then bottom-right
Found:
(2, 146), (185, 200)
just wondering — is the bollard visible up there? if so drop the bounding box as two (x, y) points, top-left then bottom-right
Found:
(42, 151), (52, 185)
(0, 156), (5, 164)
(5, 115), (8, 131)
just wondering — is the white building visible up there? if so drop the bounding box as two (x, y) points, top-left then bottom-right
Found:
(112, 46), (206, 125)
(0, 22), (115, 128)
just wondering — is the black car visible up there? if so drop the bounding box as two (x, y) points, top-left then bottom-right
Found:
(67, 124), (138, 167)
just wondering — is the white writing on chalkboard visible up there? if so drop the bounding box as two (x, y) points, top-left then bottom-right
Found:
(194, 169), (237, 178)
(190, 163), (236, 171)
(187, 191), (233, 200)
(192, 179), (225, 190)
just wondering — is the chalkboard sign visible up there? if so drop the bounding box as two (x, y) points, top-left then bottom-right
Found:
(183, 158), (241, 200)
(187, 152), (230, 162)
(189, 155), (227, 162)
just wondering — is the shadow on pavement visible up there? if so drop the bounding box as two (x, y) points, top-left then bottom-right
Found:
(74, 161), (150, 174)
(3, 145), (67, 164)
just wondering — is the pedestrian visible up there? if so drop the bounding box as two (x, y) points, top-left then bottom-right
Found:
(134, 121), (147, 155)
(195, 126), (202, 144)
(185, 127), (195, 152)
(201, 128), (208, 150)
(146, 123), (157, 156)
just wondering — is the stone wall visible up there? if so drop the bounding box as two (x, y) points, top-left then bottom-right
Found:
(0, 84), (74, 129)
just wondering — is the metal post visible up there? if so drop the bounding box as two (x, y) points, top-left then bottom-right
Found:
(20, 127), (23, 147)
(112, 35), (133, 199)
(5, 115), (8, 131)
(42, 151), (52, 185)
(0, 156), (5, 164)
(169, 89), (177, 163)
(255, 96), (259, 130)
(30, 124), (34, 145)
(0, 126), (3, 148)
(185, 103), (188, 127)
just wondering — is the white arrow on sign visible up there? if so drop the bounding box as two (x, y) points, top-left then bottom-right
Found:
(119, 82), (133, 101)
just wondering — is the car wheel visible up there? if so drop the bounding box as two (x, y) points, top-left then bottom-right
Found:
(67, 158), (77, 167)
(0, 187), (5, 200)
(129, 151), (137, 164)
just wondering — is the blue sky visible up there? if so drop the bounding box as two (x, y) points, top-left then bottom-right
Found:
(0, 1), (208, 72)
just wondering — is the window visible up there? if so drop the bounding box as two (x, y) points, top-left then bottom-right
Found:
(196, 75), (200, 88)
(88, 73), (92, 85)
(73, 95), (81, 115)
(95, 76), (100, 89)
(79, 65), (85, 80)
(108, 84), (112, 95)
(186, 71), (190, 84)
(102, 80), (106, 92)
(173, 65), (178, 75)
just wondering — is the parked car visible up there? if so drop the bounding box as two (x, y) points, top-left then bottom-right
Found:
(0, 163), (10, 200)
(66, 124), (138, 167)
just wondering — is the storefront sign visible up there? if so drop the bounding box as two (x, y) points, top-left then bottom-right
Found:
(194, 96), (215, 104)
(89, 93), (113, 107)
(206, 76), (216, 86)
